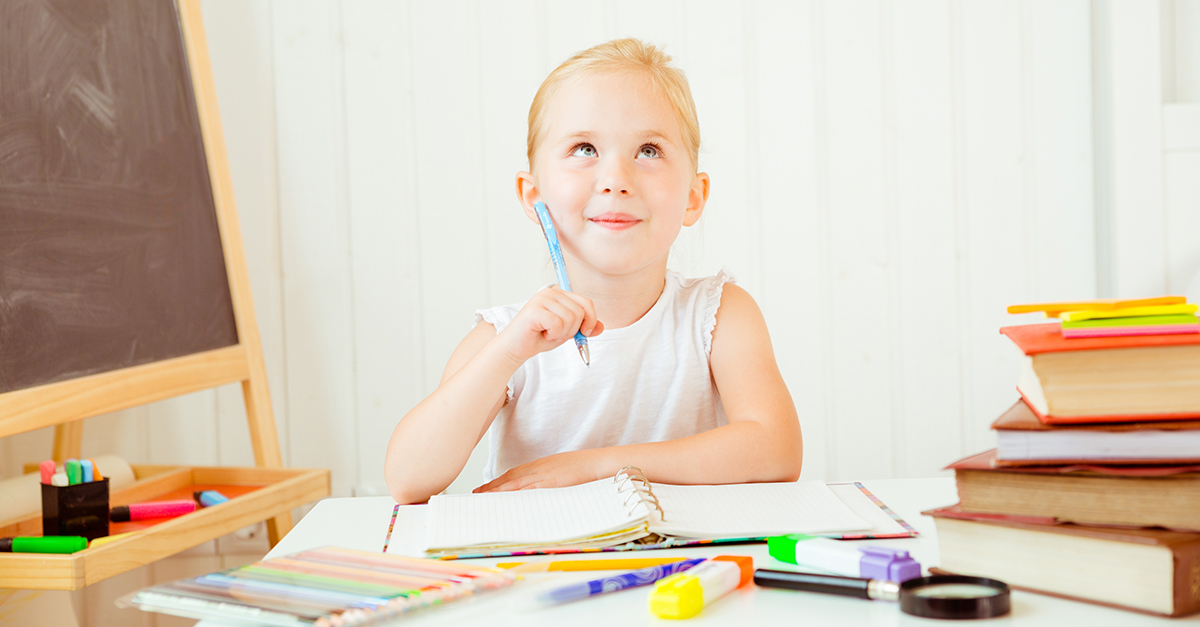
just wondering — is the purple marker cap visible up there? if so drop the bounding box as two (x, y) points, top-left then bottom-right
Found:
(859, 546), (921, 582)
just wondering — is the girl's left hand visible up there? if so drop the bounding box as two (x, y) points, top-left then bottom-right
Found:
(474, 449), (608, 493)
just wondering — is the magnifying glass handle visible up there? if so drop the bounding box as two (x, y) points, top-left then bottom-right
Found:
(754, 570), (900, 602)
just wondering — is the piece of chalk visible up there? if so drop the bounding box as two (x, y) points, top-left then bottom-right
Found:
(65, 460), (81, 485)
(80, 459), (94, 483)
(39, 460), (56, 485)
(86, 458), (103, 481)
(51, 473), (69, 487)
(193, 490), (230, 507)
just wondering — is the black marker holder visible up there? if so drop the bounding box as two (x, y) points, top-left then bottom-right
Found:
(41, 479), (110, 541)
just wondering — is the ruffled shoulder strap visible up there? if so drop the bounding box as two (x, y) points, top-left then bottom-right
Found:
(699, 268), (737, 355)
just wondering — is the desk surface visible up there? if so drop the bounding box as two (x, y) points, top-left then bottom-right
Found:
(197, 477), (1200, 626)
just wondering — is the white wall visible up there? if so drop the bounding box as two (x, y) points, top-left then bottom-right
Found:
(4, 0), (1199, 521)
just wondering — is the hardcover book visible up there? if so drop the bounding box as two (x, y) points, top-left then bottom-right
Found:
(1000, 323), (1200, 423)
(927, 505), (1200, 617)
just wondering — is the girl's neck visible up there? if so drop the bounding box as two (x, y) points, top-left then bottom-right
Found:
(566, 257), (668, 330)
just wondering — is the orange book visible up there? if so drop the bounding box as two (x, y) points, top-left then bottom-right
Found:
(999, 322), (1200, 354)
(999, 324), (1200, 424)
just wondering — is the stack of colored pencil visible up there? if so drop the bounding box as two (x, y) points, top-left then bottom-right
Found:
(124, 546), (516, 626)
(1013, 296), (1199, 338)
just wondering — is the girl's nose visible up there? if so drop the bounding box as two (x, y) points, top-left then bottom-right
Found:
(596, 158), (632, 195)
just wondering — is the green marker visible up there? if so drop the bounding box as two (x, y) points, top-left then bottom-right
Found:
(0, 536), (88, 554)
(65, 459), (82, 485)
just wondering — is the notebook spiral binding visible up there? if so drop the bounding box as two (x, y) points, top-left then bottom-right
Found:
(614, 466), (666, 522)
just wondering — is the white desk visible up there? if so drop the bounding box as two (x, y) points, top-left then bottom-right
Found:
(197, 478), (1198, 626)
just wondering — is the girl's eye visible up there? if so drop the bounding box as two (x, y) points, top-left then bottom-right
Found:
(572, 144), (597, 158)
(637, 144), (661, 159)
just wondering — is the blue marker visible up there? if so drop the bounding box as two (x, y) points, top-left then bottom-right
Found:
(533, 201), (590, 366)
(536, 557), (707, 606)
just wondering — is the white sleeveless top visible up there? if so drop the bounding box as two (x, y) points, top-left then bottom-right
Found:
(474, 269), (735, 482)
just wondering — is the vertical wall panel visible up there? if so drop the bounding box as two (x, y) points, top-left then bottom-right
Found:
(957, 0), (1029, 456)
(890, 0), (962, 477)
(752, 0), (831, 479)
(201, 0), (288, 469)
(409, 2), (490, 395)
(1171, 0), (1200, 102)
(680, 2), (755, 289)
(1028, 0), (1096, 301)
(342, 0), (426, 496)
(822, 0), (895, 480)
(1165, 153), (1200, 293)
(272, 0), (358, 496)
(479, 1), (551, 309)
(1107, 0), (1166, 296)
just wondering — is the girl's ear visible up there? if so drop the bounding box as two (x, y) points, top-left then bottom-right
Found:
(516, 171), (541, 225)
(683, 172), (710, 227)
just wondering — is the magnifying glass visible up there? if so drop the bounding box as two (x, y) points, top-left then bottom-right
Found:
(754, 570), (1011, 620)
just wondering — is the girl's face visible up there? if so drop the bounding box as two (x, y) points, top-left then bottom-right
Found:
(518, 71), (709, 279)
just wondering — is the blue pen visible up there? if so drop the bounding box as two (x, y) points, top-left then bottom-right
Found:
(533, 201), (590, 366)
(535, 557), (706, 606)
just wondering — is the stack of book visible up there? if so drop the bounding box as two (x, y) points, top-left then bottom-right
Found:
(929, 299), (1200, 618)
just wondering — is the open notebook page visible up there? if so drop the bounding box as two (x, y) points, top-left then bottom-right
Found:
(649, 480), (870, 539)
(425, 478), (648, 550)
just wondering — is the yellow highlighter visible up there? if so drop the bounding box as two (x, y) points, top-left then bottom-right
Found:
(649, 555), (753, 619)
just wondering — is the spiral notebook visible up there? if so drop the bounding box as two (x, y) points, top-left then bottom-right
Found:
(395, 469), (914, 559)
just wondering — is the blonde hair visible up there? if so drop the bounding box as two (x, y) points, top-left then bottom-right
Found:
(526, 38), (701, 173)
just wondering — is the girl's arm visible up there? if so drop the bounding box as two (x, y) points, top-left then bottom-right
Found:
(384, 288), (602, 504)
(475, 284), (802, 491)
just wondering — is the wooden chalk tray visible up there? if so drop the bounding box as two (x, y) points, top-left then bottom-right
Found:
(0, 464), (329, 590)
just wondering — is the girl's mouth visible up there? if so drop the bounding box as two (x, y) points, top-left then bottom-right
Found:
(589, 213), (640, 230)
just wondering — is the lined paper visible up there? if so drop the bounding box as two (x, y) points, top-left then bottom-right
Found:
(425, 478), (648, 550)
(649, 480), (870, 539)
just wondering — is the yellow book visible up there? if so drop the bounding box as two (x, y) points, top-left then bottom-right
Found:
(1007, 296), (1187, 317)
(1060, 303), (1198, 322)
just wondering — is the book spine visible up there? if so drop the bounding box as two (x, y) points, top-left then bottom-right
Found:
(1174, 538), (1200, 616)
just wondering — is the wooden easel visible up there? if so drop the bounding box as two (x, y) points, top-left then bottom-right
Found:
(0, 0), (328, 589)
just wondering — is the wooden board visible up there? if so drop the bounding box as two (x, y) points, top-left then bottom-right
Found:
(0, 0), (239, 395)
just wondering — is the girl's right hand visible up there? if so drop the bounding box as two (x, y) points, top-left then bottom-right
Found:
(496, 288), (603, 363)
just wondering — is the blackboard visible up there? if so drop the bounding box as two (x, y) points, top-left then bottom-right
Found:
(0, 0), (239, 395)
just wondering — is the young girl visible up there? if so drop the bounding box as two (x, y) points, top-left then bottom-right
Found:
(385, 38), (801, 504)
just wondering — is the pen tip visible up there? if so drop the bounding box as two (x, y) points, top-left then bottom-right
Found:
(579, 344), (590, 367)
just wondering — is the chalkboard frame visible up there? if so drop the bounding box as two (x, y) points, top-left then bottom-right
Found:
(0, 0), (293, 543)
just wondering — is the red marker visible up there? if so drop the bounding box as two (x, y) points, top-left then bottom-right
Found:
(39, 460), (56, 484)
(110, 499), (195, 522)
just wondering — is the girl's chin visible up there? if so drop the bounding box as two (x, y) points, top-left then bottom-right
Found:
(574, 253), (669, 277)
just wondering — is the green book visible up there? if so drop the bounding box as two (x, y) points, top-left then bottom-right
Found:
(1062, 314), (1199, 329)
